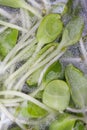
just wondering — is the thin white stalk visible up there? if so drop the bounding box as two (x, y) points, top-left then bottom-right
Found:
(0, 119), (10, 130)
(42, 0), (51, 13)
(13, 47), (63, 90)
(3, 38), (35, 72)
(33, 46), (55, 66)
(9, 48), (57, 89)
(0, 26), (7, 34)
(0, 8), (12, 19)
(67, 107), (87, 113)
(32, 42), (44, 58)
(80, 38), (87, 63)
(3, 21), (39, 64)
(20, 8), (26, 36)
(31, 51), (65, 97)
(5, 46), (54, 90)
(4, 40), (37, 71)
(0, 98), (24, 104)
(0, 103), (15, 122)
(61, 57), (81, 63)
(23, 1), (42, 18)
(0, 20), (27, 32)
(5, 46), (62, 89)
(0, 91), (54, 113)
(0, 103), (26, 130)
(20, 9), (26, 28)
(9, 64), (16, 75)
(24, 9), (31, 29)
(0, 14), (19, 34)
(4, 103), (19, 107)
(38, 51), (65, 85)
(27, 0), (41, 10)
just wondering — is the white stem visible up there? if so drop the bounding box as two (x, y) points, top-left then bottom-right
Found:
(0, 26), (7, 34)
(5, 45), (54, 88)
(0, 98), (24, 104)
(33, 46), (55, 66)
(24, 9), (31, 29)
(0, 8), (12, 19)
(32, 42), (43, 58)
(4, 103), (19, 107)
(3, 21), (39, 64)
(23, 1), (42, 18)
(20, 8), (26, 36)
(0, 20), (27, 32)
(38, 51), (65, 85)
(31, 51), (65, 97)
(4, 39), (36, 71)
(61, 57), (81, 63)
(0, 14), (19, 34)
(27, 0), (41, 10)
(67, 107), (87, 113)
(0, 91), (53, 112)
(0, 103), (15, 121)
(6, 45), (62, 90)
(80, 38), (87, 63)
(12, 48), (59, 90)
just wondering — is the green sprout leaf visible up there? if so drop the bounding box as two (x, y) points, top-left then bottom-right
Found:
(60, 16), (84, 48)
(0, 28), (18, 60)
(21, 101), (48, 118)
(0, 0), (41, 18)
(26, 67), (43, 87)
(65, 64), (87, 108)
(49, 113), (76, 130)
(42, 61), (62, 85)
(43, 80), (70, 111)
(74, 121), (86, 130)
(36, 13), (63, 44)
(8, 126), (21, 130)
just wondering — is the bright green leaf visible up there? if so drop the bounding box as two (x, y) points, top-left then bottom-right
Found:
(21, 101), (48, 118)
(0, 28), (18, 60)
(65, 64), (87, 108)
(43, 80), (70, 111)
(74, 121), (86, 130)
(42, 61), (62, 84)
(49, 113), (76, 130)
(36, 14), (63, 44)
(60, 16), (84, 48)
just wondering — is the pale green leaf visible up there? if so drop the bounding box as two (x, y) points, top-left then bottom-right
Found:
(0, 28), (18, 60)
(49, 113), (76, 130)
(43, 80), (70, 111)
(36, 14), (63, 44)
(65, 64), (87, 108)
(60, 16), (84, 48)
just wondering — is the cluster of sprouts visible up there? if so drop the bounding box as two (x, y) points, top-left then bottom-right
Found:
(0, 0), (87, 130)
